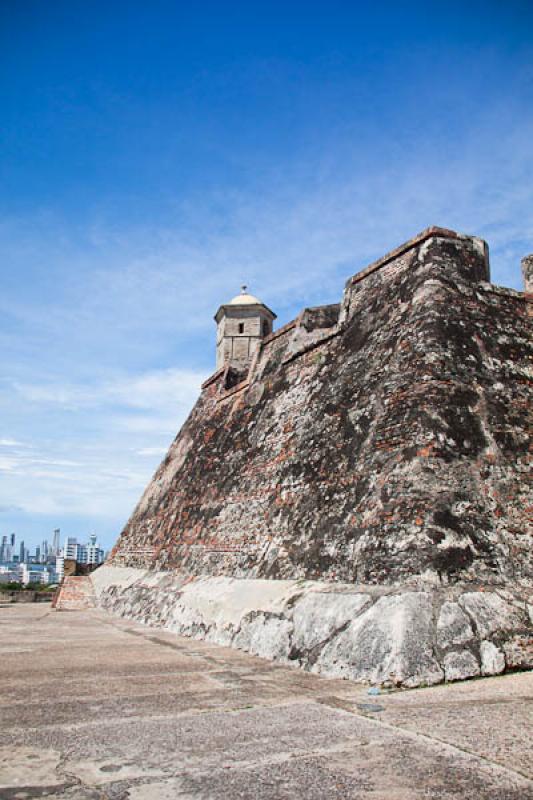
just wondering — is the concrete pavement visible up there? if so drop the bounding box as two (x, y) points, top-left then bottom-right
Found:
(0, 603), (531, 799)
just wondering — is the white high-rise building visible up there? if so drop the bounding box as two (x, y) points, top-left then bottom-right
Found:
(86, 534), (104, 566)
(61, 535), (104, 567)
(19, 563), (53, 585)
(63, 537), (78, 560)
(52, 528), (60, 556)
(55, 555), (65, 581)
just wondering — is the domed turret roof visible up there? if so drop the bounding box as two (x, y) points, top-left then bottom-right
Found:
(214, 285), (276, 323)
(228, 285), (263, 306)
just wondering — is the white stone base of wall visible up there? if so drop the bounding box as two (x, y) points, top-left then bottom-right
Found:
(91, 566), (533, 688)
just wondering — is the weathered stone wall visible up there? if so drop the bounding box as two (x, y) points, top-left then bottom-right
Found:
(0, 590), (51, 603)
(92, 566), (533, 688)
(53, 576), (96, 610)
(522, 254), (533, 296)
(109, 227), (532, 588)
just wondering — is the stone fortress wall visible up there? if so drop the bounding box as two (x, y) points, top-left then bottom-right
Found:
(87, 227), (532, 688)
(108, 227), (532, 589)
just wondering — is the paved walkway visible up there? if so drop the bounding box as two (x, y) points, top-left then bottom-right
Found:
(0, 603), (531, 799)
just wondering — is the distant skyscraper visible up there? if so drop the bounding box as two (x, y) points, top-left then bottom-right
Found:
(19, 541), (25, 563)
(35, 545), (40, 562)
(52, 528), (60, 555)
(0, 536), (7, 562)
(63, 538), (78, 560)
(60, 534), (104, 567)
(10, 533), (15, 547)
(86, 534), (104, 566)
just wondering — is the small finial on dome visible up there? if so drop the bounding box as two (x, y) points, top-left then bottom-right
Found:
(241, 284), (247, 294)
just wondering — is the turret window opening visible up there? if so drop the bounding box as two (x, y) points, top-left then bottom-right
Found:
(238, 323), (245, 334)
(262, 321), (269, 337)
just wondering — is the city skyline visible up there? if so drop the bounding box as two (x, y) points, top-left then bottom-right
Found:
(0, 528), (105, 586)
(0, 527), (107, 559)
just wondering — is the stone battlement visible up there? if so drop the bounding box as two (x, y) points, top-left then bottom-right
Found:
(346, 226), (489, 287)
(202, 227), (494, 395)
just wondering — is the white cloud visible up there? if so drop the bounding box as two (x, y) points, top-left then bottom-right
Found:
(0, 504), (24, 513)
(135, 446), (168, 457)
(106, 368), (204, 410)
(112, 414), (184, 436)
(2, 103), (531, 378)
(0, 366), (205, 525)
(10, 367), (206, 415)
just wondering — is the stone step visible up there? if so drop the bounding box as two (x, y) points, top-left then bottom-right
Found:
(54, 576), (96, 611)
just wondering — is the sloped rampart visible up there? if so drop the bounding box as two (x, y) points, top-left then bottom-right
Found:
(108, 228), (532, 588)
(92, 566), (533, 688)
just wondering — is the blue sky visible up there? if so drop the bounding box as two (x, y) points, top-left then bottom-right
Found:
(1, 1), (532, 552)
